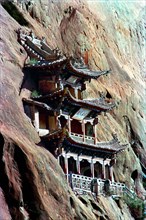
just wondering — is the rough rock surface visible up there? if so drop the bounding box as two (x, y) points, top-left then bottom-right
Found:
(0, 0), (145, 219)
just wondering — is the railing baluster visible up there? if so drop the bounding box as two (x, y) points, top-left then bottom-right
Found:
(68, 173), (135, 198)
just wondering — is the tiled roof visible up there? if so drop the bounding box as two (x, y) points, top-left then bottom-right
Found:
(25, 57), (67, 70)
(65, 90), (115, 111)
(65, 133), (127, 154)
(66, 60), (111, 79)
(23, 98), (53, 111)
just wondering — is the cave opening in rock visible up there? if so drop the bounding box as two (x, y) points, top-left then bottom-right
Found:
(20, 69), (38, 97)
(0, 133), (4, 147)
(80, 211), (88, 219)
(79, 197), (88, 206)
(14, 146), (42, 219)
(106, 91), (112, 99)
(2, 2), (29, 26)
(69, 197), (75, 208)
(131, 170), (138, 182)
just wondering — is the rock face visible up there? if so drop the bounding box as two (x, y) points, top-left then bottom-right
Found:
(0, 0), (145, 219)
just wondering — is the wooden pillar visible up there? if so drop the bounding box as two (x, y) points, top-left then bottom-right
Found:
(65, 154), (69, 181)
(57, 115), (61, 129)
(34, 108), (39, 131)
(54, 112), (58, 130)
(65, 154), (68, 181)
(102, 160), (106, 179)
(82, 120), (85, 142)
(110, 166), (114, 182)
(76, 155), (81, 174)
(94, 124), (97, 145)
(91, 158), (95, 178)
(68, 116), (71, 133)
(75, 88), (78, 99)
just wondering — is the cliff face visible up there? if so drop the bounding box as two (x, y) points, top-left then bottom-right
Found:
(0, 0), (145, 219)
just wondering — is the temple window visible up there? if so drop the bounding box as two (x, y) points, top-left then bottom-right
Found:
(85, 122), (93, 137)
(48, 115), (57, 132)
(39, 111), (47, 129)
(71, 119), (82, 135)
(39, 110), (57, 131)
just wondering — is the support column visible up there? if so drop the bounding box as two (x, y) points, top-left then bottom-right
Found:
(54, 112), (58, 131)
(76, 155), (81, 174)
(93, 124), (97, 145)
(109, 166), (114, 182)
(34, 108), (39, 132)
(102, 160), (106, 179)
(91, 158), (95, 178)
(65, 154), (69, 181)
(68, 116), (71, 133)
(75, 88), (78, 99)
(82, 120), (85, 142)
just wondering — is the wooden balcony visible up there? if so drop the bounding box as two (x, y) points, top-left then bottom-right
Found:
(67, 173), (130, 197)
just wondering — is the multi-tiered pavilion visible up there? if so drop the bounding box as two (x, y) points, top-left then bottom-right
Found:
(18, 30), (127, 194)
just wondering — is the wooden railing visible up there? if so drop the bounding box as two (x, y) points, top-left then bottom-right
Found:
(68, 174), (92, 194)
(70, 132), (118, 147)
(67, 173), (127, 197)
(70, 132), (94, 144)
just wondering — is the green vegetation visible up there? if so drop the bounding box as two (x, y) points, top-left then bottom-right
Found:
(28, 58), (38, 65)
(2, 2), (29, 26)
(31, 90), (40, 98)
(123, 194), (144, 219)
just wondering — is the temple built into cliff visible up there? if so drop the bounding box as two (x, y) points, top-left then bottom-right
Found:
(18, 30), (128, 196)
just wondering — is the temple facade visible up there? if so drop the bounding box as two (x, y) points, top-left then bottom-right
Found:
(18, 30), (127, 195)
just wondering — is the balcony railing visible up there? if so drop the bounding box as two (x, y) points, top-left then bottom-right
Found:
(67, 173), (130, 197)
(68, 174), (93, 194)
(70, 132), (95, 145)
(70, 132), (119, 147)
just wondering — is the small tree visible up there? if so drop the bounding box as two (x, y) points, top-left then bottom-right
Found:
(123, 194), (144, 219)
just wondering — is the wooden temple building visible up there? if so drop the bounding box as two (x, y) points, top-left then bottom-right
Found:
(18, 30), (127, 195)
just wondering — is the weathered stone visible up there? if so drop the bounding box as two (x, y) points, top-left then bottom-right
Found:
(0, 1), (145, 219)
